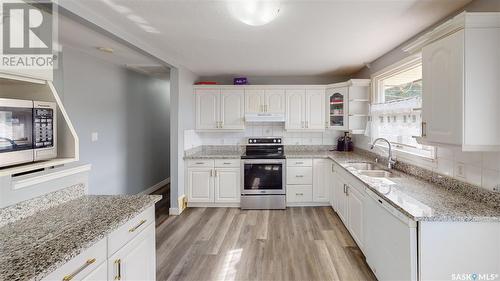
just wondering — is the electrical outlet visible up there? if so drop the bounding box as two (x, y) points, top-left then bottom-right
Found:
(455, 162), (466, 178)
(91, 132), (98, 142)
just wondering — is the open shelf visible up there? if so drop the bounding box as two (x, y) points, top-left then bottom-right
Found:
(349, 114), (370, 117)
(349, 99), (370, 102)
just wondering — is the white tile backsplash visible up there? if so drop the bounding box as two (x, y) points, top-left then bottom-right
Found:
(353, 134), (500, 191)
(185, 123), (343, 147)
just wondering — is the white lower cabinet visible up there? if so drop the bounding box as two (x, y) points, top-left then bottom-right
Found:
(187, 159), (240, 206)
(42, 207), (156, 281)
(214, 168), (240, 203)
(312, 159), (331, 203)
(108, 223), (156, 281)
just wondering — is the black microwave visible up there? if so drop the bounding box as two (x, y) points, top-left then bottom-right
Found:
(0, 98), (57, 168)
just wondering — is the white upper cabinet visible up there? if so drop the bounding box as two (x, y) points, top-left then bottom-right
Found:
(326, 87), (348, 130)
(195, 89), (220, 130)
(265, 89), (285, 113)
(285, 88), (325, 131)
(245, 88), (285, 113)
(195, 88), (244, 130)
(285, 89), (306, 130)
(422, 30), (463, 145)
(416, 12), (500, 151)
(245, 89), (265, 113)
(220, 89), (245, 129)
(305, 89), (326, 130)
(325, 80), (370, 134)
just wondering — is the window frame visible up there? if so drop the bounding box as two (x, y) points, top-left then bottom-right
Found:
(370, 54), (437, 162)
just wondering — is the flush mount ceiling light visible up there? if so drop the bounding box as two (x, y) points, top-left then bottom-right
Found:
(227, 0), (280, 26)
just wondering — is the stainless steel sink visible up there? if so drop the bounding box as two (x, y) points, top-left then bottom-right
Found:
(347, 162), (379, 170)
(358, 170), (397, 178)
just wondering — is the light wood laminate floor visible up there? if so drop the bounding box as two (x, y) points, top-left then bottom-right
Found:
(156, 207), (377, 281)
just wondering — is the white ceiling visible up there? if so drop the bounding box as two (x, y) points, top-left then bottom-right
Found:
(65, 0), (471, 77)
(58, 15), (168, 72)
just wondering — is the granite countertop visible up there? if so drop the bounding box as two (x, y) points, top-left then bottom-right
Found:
(184, 150), (242, 159)
(0, 195), (161, 281)
(288, 151), (500, 223)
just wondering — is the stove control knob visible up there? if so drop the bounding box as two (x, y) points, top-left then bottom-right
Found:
(273, 139), (277, 143)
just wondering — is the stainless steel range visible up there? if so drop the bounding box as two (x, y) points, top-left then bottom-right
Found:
(240, 137), (286, 209)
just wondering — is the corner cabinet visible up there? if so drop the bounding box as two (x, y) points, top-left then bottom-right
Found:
(285, 88), (325, 131)
(195, 88), (244, 131)
(416, 12), (500, 151)
(326, 79), (370, 134)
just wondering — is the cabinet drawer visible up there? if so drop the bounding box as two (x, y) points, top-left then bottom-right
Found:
(107, 205), (155, 257)
(187, 159), (214, 168)
(287, 185), (313, 202)
(287, 159), (313, 167)
(215, 159), (240, 168)
(42, 238), (107, 281)
(287, 166), (313, 185)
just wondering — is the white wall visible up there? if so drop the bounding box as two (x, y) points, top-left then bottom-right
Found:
(170, 66), (199, 210)
(54, 46), (171, 195)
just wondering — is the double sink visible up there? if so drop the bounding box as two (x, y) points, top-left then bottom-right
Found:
(347, 162), (398, 179)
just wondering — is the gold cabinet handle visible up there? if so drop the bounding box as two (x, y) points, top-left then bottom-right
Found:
(129, 219), (147, 232)
(296, 193), (304, 196)
(295, 175), (304, 178)
(210, 169), (213, 177)
(114, 259), (121, 280)
(62, 258), (96, 281)
(214, 169), (218, 177)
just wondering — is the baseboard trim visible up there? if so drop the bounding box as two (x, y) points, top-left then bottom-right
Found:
(188, 202), (240, 208)
(139, 177), (170, 195)
(169, 207), (180, 215)
(286, 202), (331, 207)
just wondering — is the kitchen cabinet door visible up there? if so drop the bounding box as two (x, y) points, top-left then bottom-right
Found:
(329, 162), (336, 209)
(214, 168), (240, 203)
(195, 89), (220, 130)
(422, 30), (463, 145)
(334, 179), (348, 224)
(108, 223), (156, 281)
(245, 89), (265, 113)
(220, 89), (245, 130)
(187, 168), (214, 203)
(285, 90), (306, 130)
(265, 89), (285, 113)
(313, 159), (330, 203)
(305, 89), (326, 130)
(326, 87), (348, 130)
(347, 184), (364, 249)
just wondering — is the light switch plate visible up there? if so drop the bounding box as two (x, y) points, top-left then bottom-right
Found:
(91, 132), (98, 142)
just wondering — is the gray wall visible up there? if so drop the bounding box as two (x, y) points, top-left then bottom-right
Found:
(353, 0), (500, 78)
(54, 46), (170, 195)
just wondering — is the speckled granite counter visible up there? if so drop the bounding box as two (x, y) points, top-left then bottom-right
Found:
(0, 195), (161, 281)
(184, 145), (242, 159)
(287, 150), (500, 223)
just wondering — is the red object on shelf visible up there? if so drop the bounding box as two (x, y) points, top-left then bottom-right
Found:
(195, 81), (218, 85)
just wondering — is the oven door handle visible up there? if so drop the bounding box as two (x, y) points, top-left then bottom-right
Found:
(242, 159), (286, 165)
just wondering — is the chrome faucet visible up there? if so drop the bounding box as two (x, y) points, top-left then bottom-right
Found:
(370, 138), (396, 169)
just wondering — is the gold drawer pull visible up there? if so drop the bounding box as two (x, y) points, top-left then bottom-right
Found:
(295, 175), (304, 178)
(62, 258), (96, 281)
(129, 219), (147, 232)
(114, 259), (121, 280)
(223, 162), (232, 165)
(296, 193), (304, 196)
